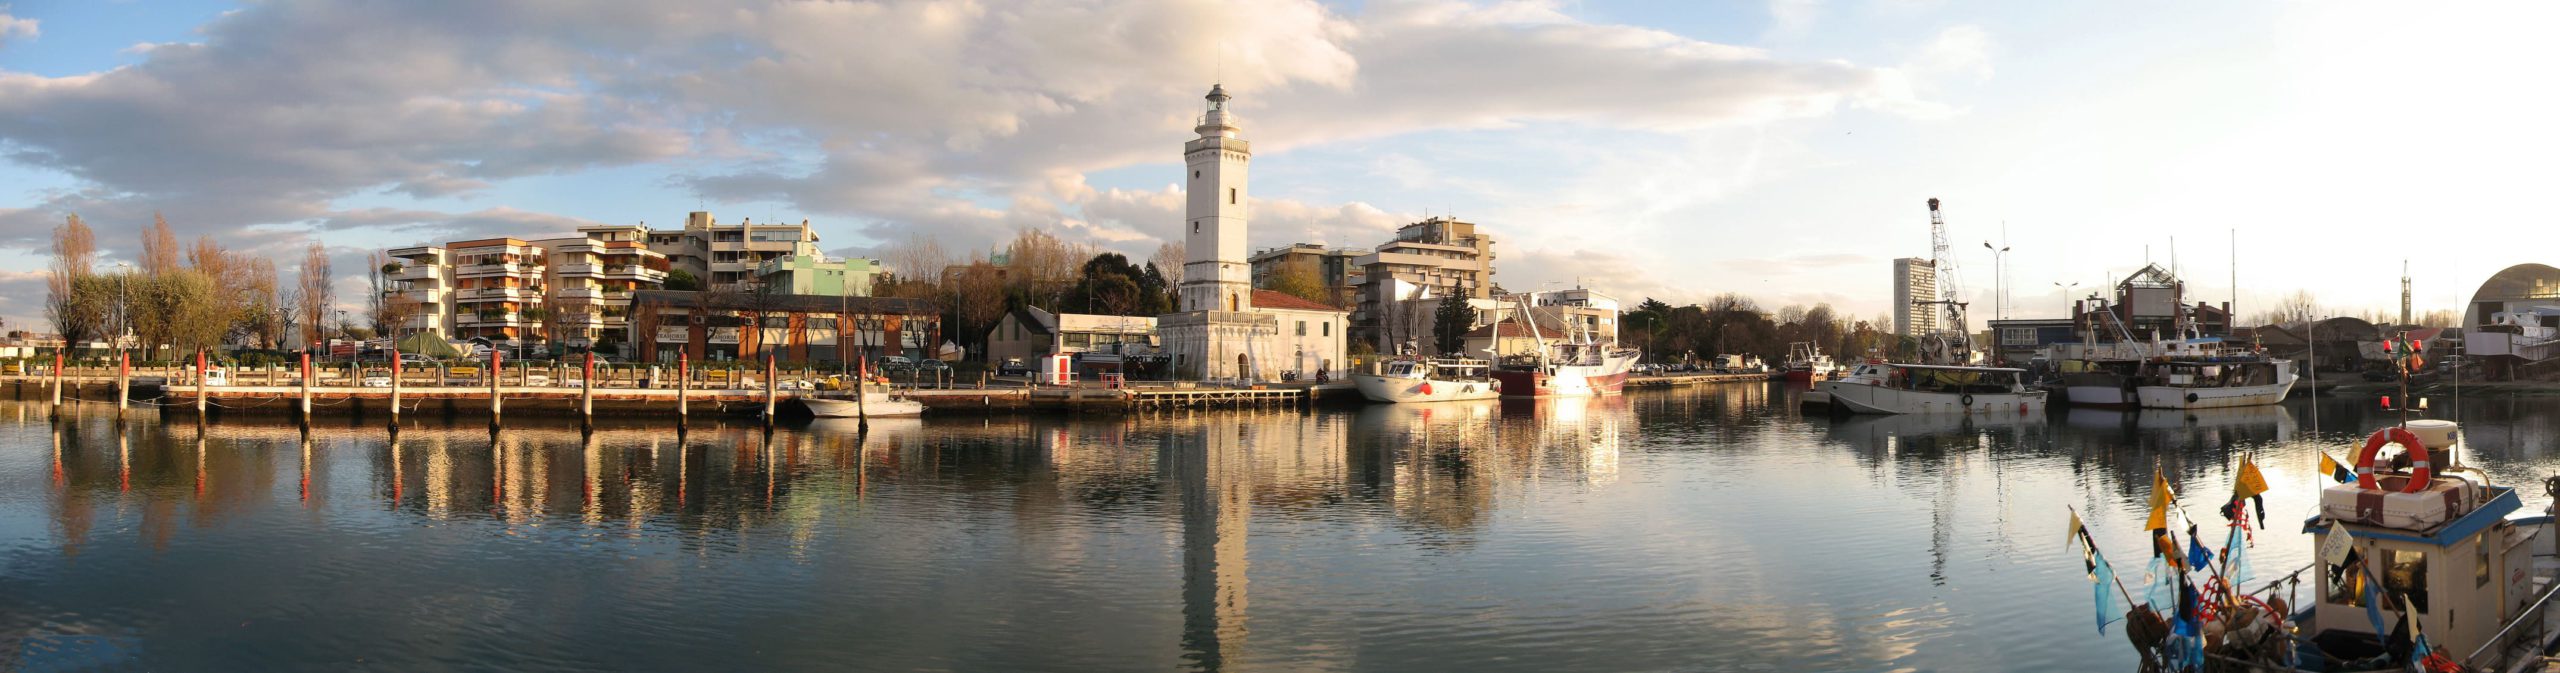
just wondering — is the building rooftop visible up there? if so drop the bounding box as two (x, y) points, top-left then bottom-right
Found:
(1251, 289), (1342, 312)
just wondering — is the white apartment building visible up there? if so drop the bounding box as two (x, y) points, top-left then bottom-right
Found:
(1893, 257), (1939, 336)
(645, 211), (823, 292)
(1352, 216), (1496, 349)
(384, 227), (670, 356)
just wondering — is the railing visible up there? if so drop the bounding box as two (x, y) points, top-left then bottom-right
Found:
(2467, 568), (2560, 667)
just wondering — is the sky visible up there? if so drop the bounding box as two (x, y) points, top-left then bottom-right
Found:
(2, 0), (2555, 334)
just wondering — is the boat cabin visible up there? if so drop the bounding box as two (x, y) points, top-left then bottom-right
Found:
(1840, 363), (2029, 394)
(2306, 420), (2539, 665)
(2145, 358), (2291, 389)
(1381, 358), (1491, 381)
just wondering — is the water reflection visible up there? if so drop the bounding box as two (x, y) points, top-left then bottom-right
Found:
(9, 393), (2560, 672)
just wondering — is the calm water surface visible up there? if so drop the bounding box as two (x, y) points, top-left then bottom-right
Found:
(5, 387), (2560, 672)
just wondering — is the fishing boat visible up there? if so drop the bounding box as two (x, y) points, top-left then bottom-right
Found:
(1814, 361), (2046, 414)
(1488, 293), (1640, 399)
(2133, 356), (2297, 410)
(1783, 342), (1835, 382)
(1353, 357), (1502, 403)
(798, 378), (924, 418)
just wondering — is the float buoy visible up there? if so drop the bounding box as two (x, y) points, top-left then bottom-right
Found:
(1959, 393), (1975, 407)
(2354, 426), (2433, 493)
(1419, 382), (1433, 396)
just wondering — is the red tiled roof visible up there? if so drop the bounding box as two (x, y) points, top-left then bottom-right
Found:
(1251, 289), (1342, 312)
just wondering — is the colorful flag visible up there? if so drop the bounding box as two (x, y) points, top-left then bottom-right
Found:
(2067, 509), (2085, 552)
(2321, 520), (2355, 565)
(2361, 568), (2388, 637)
(2144, 556), (2178, 607)
(2093, 548), (2124, 634)
(2187, 527), (2213, 569)
(2319, 452), (2355, 484)
(2224, 524), (2254, 586)
(2147, 471), (2175, 531)
(2233, 456), (2269, 500)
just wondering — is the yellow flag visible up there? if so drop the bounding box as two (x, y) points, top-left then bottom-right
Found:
(2067, 509), (2085, 551)
(2234, 457), (2269, 500)
(2318, 452), (2340, 479)
(2146, 472), (2174, 531)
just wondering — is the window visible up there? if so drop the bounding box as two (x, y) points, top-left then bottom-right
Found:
(2327, 557), (2369, 607)
(1323, 322), (1330, 337)
(808, 318), (837, 331)
(2001, 327), (2037, 346)
(762, 316), (790, 328)
(2479, 539), (2494, 588)
(1229, 188), (1236, 204)
(1193, 170), (1200, 179)
(1192, 222), (1199, 234)
(1295, 320), (1306, 336)
(2386, 549), (2429, 613)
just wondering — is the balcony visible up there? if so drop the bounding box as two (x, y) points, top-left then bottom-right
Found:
(458, 262), (533, 277)
(387, 246), (444, 261)
(457, 313), (528, 326)
(603, 266), (667, 283)
(554, 287), (604, 301)
(555, 263), (603, 277)
(459, 287), (536, 301)
(390, 288), (442, 304)
(390, 265), (440, 282)
(558, 312), (603, 325)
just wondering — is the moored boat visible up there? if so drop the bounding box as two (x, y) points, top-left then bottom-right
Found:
(2133, 356), (2297, 410)
(1814, 362), (2046, 414)
(799, 381), (924, 418)
(1353, 357), (1502, 403)
(1492, 344), (1639, 398)
(1783, 342), (1835, 382)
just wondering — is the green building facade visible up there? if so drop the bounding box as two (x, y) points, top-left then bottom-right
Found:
(755, 255), (882, 297)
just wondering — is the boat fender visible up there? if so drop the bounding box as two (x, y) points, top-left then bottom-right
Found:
(1419, 382), (1433, 396)
(1959, 393), (1974, 407)
(1491, 379), (1501, 392)
(2185, 392), (2200, 404)
(2019, 402), (2029, 415)
(2354, 426), (2433, 493)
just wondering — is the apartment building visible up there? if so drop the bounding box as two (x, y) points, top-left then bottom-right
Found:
(383, 226), (670, 356)
(646, 211), (824, 292)
(1351, 217), (1497, 350)
(535, 224), (672, 354)
(629, 289), (940, 364)
(756, 254), (882, 297)
(1893, 257), (1939, 336)
(1248, 243), (1366, 307)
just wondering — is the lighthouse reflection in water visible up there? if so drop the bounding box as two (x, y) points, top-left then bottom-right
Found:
(5, 388), (2559, 672)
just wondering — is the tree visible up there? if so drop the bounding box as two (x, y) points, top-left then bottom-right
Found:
(244, 258), (284, 348)
(1264, 259), (1329, 306)
(297, 242), (333, 349)
(46, 214), (100, 352)
(1432, 292), (1472, 355)
(664, 267), (703, 292)
(883, 232), (950, 285)
(947, 258), (1009, 358)
(141, 213), (182, 276)
(367, 252), (393, 336)
(2260, 290), (2320, 326)
(1071, 253), (1156, 316)
(1150, 241), (1186, 289)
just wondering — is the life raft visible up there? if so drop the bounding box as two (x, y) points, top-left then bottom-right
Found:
(2355, 426), (2432, 493)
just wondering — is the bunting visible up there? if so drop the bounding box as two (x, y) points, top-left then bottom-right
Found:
(2224, 523), (2254, 586)
(2146, 471), (2175, 531)
(2233, 456), (2269, 500)
(2093, 548), (2124, 634)
(2066, 509), (2085, 552)
(2185, 524), (2213, 570)
(2318, 452), (2355, 484)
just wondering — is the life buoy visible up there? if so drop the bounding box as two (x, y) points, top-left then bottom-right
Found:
(1419, 382), (1433, 396)
(2354, 426), (2432, 493)
(1959, 393), (1975, 407)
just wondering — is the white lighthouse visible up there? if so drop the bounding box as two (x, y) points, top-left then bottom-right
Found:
(1157, 84), (1347, 382)
(1181, 84), (1253, 313)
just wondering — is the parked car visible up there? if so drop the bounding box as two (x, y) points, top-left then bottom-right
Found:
(996, 358), (1030, 377)
(912, 359), (952, 376)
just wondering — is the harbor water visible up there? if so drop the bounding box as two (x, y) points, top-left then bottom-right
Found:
(5, 387), (2559, 671)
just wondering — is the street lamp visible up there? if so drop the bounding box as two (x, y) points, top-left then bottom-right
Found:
(2052, 281), (2079, 318)
(1982, 241), (2009, 322)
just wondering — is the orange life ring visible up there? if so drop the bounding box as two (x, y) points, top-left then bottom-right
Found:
(2354, 426), (2432, 493)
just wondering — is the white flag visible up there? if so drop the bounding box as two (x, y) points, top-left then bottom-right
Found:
(2321, 519), (2355, 565)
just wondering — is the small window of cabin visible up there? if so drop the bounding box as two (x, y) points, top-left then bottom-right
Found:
(2386, 549), (2429, 613)
(2478, 539), (2493, 588)
(2328, 556), (2370, 607)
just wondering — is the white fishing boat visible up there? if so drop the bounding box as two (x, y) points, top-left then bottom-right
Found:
(798, 382), (924, 418)
(1353, 357), (1502, 403)
(1783, 342), (1835, 382)
(2132, 357), (2297, 410)
(1815, 362), (2047, 415)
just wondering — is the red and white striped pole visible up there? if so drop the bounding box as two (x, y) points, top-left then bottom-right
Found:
(118, 349), (131, 413)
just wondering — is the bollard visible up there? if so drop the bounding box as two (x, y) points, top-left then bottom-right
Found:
(582, 352), (595, 425)
(389, 348), (402, 426)
(763, 353), (778, 424)
(196, 349), (208, 416)
(118, 349), (130, 413)
(51, 350), (63, 409)
(489, 349), (503, 425)
(677, 352), (690, 422)
(299, 351), (313, 421)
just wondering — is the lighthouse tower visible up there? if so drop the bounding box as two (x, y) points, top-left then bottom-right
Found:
(1181, 84), (1252, 313)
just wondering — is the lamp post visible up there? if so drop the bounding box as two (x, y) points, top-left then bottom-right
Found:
(2052, 281), (2079, 318)
(1982, 241), (2010, 322)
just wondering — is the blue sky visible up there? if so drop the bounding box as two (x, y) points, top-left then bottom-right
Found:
(2, 0), (2554, 333)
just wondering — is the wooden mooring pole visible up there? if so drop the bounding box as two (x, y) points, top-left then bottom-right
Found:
(298, 350), (313, 422)
(581, 352), (595, 426)
(196, 349), (208, 417)
(389, 348), (402, 426)
(117, 349), (130, 415)
(489, 349), (503, 425)
(763, 353), (778, 425)
(677, 351), (691, 424)
(51, 350), (63, 410)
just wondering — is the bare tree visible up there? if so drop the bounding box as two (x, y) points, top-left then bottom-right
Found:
(246, 258), (284, 348)
(141, 213), (182, 276)
(1151, 240), (1187, 288)
(297, 242), (333, 349)
(883, 232), (949, 284)
(45, 214), (99, 350)
(2262, 289), (2320, 325)
(948, 258), (1008, 358)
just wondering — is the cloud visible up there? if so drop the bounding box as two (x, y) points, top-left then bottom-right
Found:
(0, 6), (35, 47)
(0, 0), (1956, 328)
